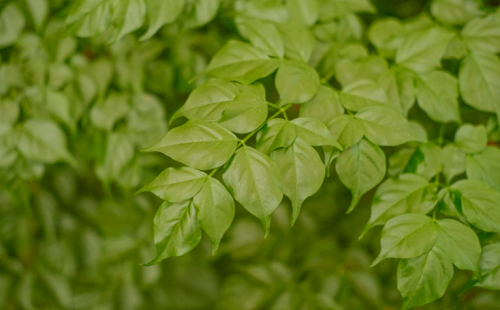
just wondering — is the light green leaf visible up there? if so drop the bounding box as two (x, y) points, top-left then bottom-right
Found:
(335, 55), (389, 88)
(275, 61), (320, 106)
(459, 53), (500, 116)
(355, 106), (425, 146)
(437, 188), (467, 222)
(291, 117), (342, 149)
(237, 0), (288, 23)
(377, 68), (416, 115)
(236, 18), (284, 58)
(431, 0), (483, 25)
(256, 119), (297, 154)
(17, 119), (75, 165)
(206, 40), (280, 84)
(441, 144), (466, 183)
(145, 118), (237, 170)
(90, 93), (130, 131)
(218, 92), (268, 134)
(443, 36), (467, 59)
(327, 115), (364, 148)
(340, 79), (393, 111)
(363, 174), (437, 236)
(271, 138), (325, 225)
(110, 0), (146, 42)
(138, 167), (207, 202)
(0, 4), (26, 48)
(141, 0), (184, 40)
(223, 146), (283, 236)
(435, 218), (481, 275)
(372, 214), (439, 266)
(416, 70), (460, 123)
(400, 143), (443, 180)
(96, 132), (134, 183)
(396, 27), (454, 72)
(466, 146), (500, 192)
(144, 201), (202, 265)
(451, 179), (500, 233)
(25, 0), (48, 30)
(286, 0), (319, 27)
(183, 0), (219, 29)
(276, 23), (315, 62)
(299, 86), (344, 125)
(368, 18), (405, 57)
(454, 124), (487, 154)
(475, 243), (500, 290)
(194, 177), (235, 254)
(319, 0), (376, 21)
(462, 14), (500, 54)
(397, 247), (453, 310)
(0, 99), (20, 135)
(66, 0), (112, 37)
(336, 139), (386, 213)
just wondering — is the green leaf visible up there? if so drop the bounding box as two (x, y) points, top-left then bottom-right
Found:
(237, 0), (288, 24)
(96, 132), (134, 183)
(372, 214), (439, 266)
(0, 99), (19, 135)
(291, 117), (342, 149)
(430, 0), (483, 25)
(397, 247), (453, 310)
(377, 68), (416, 115)
(276, 23), (315, 62)
(416, 70), (460, 123)
(396, 27), (454, 72)
(90, 93), (130, 131)
(17, 119), (75, 165)
(319, 0), (376, 20)
(183, 0), (219, 30)
(475, 243), (500, 290)
(145, 118), (238, 170)
(299, 86), (344, 125)
(46, 90), (76, 133)
(368, 18), (405, 57)
(355, 106), (425, 146)
(403, 143), (444, 180)
(271, 138), (325, 225)
(466, 146), (500, 192)
(437, 188), (467, 222)
(172, 79), (239, 123)
(193, 177), (235, 254)
(110, 0), (146, 42)
(256, 119), (297, 154)
(340, 79), (394, 112)
(144, 201), (202, 265)
(435, 218), (481, 275)
(451, 179), (500, 233)
(335, 55), (389, 88)
(205, 40), (280, 84)
(441, 144), (466, 183)
(223, 146), (283, 236)
(462, 14), (500, 54)
(327, 115), (364, 148)
(275, 61), (320, 106)
(236, 18), (284, 58)
(0, 4), (26, 48)
(141, 0), (184, 40)
(363, 174), (437, 236)
(454, 124), (487, 154)
(218, 92), (268, 134)
(138, 167), (207, 202)
(459, 53), (500, 115)
(286, 0), (319, 27)
(336, 139), (386, 213)
(25, 0), (48, 30)
(66, 0), (111, 37)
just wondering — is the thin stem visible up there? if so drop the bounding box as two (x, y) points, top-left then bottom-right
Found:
(437, 124), (446, 146)
(208, 168), (218, 177)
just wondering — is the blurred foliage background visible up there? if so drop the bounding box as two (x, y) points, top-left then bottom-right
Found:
(1, 0), (499, 309)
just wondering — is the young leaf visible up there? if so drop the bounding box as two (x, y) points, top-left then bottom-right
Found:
(276, 23), (315, 62)
(291, 117), (342, 149)
(256, 119), (297, 154)
(205, 40), (280, 84)
(435, 218), (481, 275)
(397, 247), (453, 310)
(441, 144), (466, 183)
(299, 86), (344, 125)
(336, 139), (386, 213)
(0, 4), (25, 48)
(137, 167), (207, 202)
(459, 53), (500, 115)
(454, 124), (487, 154)
(416, 70), (460, 123)
(145, 118), (238, 170)
(474, 243), (500, 290)
(466, 146), (500, 192)
(275, 61), (320, 106)
(372, 214), (439, 266)
(451, 179), (500, 233)
(430, 0), (483, 25)
(363, 174), (436, 236)
(396, 27), (454, 72)
(223, 146), (283, 236)
(144, 201), (202, 265)
(355, 106), (425, 146)
(141, 0), (184, 40)
(193, 177), (235, 255)
(236, 18), (284, 58)
(271, 138), (325, 225)
(340, 80), (394, 112)
(462, 14), (500, 54)
(218, 92), (268, 134)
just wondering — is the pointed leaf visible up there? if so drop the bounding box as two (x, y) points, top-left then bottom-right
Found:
(141, 0), (184, 40)
(299, 86), (344, 125)
(475, 243), (500, 290)
(256, 119), (297, 154)
(275, 61), (320, 106)
(276, 23), (315, 62)
(291, 117), (342, 149)
(237, 18), (284, 58)
(218, 92), (268, 133)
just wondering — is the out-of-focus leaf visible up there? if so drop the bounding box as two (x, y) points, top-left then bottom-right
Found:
(0, 4), (26, 48)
